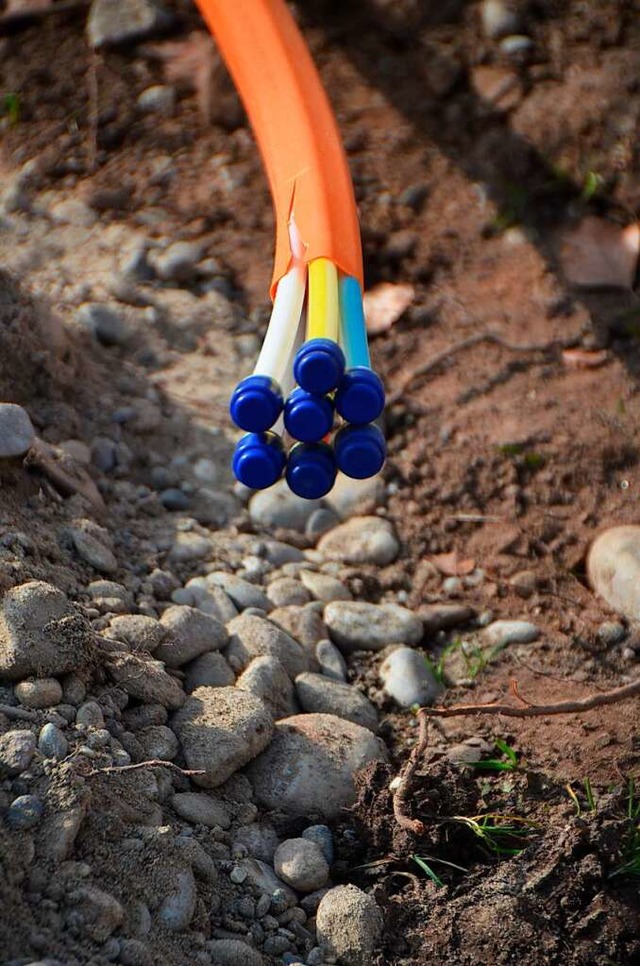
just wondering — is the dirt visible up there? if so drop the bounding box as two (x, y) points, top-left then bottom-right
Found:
(1, 0), (640, 964)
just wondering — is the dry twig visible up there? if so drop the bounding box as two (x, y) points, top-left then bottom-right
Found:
(388, 331), (564, 405)
(87, 759), (205, 778)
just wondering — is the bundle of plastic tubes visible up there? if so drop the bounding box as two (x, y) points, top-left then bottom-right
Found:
(194, 0), (385, 499)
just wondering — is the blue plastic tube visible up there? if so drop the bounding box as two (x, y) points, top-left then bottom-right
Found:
(335, 275), (385, 424)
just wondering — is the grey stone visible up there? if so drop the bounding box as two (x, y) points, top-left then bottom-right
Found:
(500, 34), (534, 55)
(76, 700), (105, 728)
(175, 835), (218, 885)
(153, 241), (203, 282)
(266, 577), (311, 609)
(160, 488), (190, 511)
(379, 647), (442, 707)
(0, 729), (36, 776)
(68, 521), (118, 574)
(91, 437), (118, 473)
(263, 540), (305, 565)
(137, 725), (179, 760)
(6, 793), (43, 830)
(38, 722), (69, 760)
(482, 620), (540, 647)
(233, 823), (279, 863)
(0, 581), (92, 679)
(323, 475), (385, 520)
(0, 402), (35, 457)
(305, 507), (341, 539)
(137, 84), (176, 116)
(317, 516), (399, 566)
(295, 673), (378, 731)
(66, 885), (124, 942)
(481, 0), (521, 39)
(597, 621), (626, 646)
(14, 677), (62, 708)
(274, 838), (329, 893)
(168, 532), (212, 563)
(156, 605), (227, 667)
(226, 613), (308, 678)
(207, 572), (271, 612)
(50, 197), (98, 227)
(587, 526), (640, 623)
(61, 673), (87, 706)
(300, 571), (352, 603)
(250, 481), (323, 530)
(87, 0), (171, 47)
(76, 302), (129, 346)
(157, 869), (197, 931)
(268, 603), (327, 653)
(183, 578), (238, 623)
(316, 639), (348, 682)
(316, 885), (383, 966)
(420, 603), (475, 635)
(171, 791), (231, 829)
(38, 807), (85, 861)
(107, 652), (185, 709)
(302, 824), (334, 864)
(103, 615), (166, 653)
(205, 939), (266, 966)
(184, 651), (235, 692)
(247, 713), (388, 819)
(236, 655), (297, 719)
(118, 939), (154, 966)
(171, 686), (274, 788)
(325, 601), (422, 652)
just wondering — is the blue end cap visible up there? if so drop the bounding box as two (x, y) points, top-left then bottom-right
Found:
(334, 423), (386, 480)
(232, 432), (286, 490)
(335, 367), (385, 425)
(286, 442), (337, 500)
(284, 388), (335, 443)
(293, 339), (346, 395)
(229, 374), (283, 433)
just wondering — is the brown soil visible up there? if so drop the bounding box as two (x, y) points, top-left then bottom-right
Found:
(1, 1), (640, 964)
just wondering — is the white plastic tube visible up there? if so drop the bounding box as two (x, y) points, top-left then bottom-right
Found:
(254, 219), (307, 385)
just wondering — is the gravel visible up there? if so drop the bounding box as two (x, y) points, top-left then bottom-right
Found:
(76, 302), (129, 346)
(324, 601), (423, 651)
(247, 713), (388, 818)
(6, 794), (44, 830)
(152, 241), (203, 282)
(250, 483), (324, 530)
(0, 729), (37, 776)
(300, 570), (352, 602)
(66, 885), (125, 942)
(0, 581), (92, 679)
(266, 577), (311, 608)
(171, 685), (274, 787)
(274, 838), (330, 892)
(107, 652), (186, 709)
(87, 0), (171, 47)
(0, 402), (35, 457)
(482, 620), (540, 647)
(420, 603), (475, 635)
(157, 869), (197, 931)
(481, 0), (522, 40)
(295, 672), (378, 731)
(380, 646), (442, 707)
(67, 520), (118, 574)
(103, 614), (167, 653)
(137, 84), (176, 116)
(302, 825), (334, 864)
(136, 724), (179, 760)
(317, 515), (399, 566)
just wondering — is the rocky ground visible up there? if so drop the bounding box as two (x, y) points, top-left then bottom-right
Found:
(1, 1), (640, 964)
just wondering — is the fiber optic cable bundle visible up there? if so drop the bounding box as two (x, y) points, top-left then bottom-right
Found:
(194, 0), (386, 499)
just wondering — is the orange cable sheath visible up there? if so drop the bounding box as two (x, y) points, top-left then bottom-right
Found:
(193, 0), (363, 298)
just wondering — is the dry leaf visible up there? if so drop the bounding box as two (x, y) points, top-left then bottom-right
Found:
(144, 32), (218, 123)
(562, 348), (609, 369)
(431, 552), (476, 577)
(363, 282), (414, 335)
(560, 217), (640, 288)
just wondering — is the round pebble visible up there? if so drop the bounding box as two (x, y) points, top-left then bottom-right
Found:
(14, 677), (63, 708)
(274, 838), (330, 892)
(6, 793), (44, 830)
(0, 402), (35, 457)
(38, 722), (69, 760)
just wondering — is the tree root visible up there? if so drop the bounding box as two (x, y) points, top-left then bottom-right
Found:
(392, 676), (640, 833)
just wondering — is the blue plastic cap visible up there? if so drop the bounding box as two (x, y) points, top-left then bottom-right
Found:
(229, 374), (283, 433)
(286, 442), (337, 499)
(334, 423), (386, 480)
(335, 367), (385, 425)
(284, 388), (335, 443)
(293, 339), (346, 395)
(232, 432), (286, 490)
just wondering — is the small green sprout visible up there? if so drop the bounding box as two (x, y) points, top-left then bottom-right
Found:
(610, 778), (640, 879)
(466, 738), (519, 773)
(1, 93), (21, 126)
(454, 813), (539, 857)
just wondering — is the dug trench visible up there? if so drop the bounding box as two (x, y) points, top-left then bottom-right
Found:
(1, 1), (640, 965)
